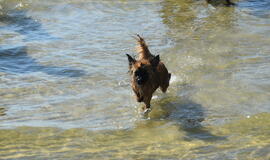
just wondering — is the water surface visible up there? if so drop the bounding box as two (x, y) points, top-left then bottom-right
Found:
(0, 0), (270, 159)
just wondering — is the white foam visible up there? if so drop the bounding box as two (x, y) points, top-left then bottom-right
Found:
(170, 74), (178, 83)
(152, 95), (158, 99)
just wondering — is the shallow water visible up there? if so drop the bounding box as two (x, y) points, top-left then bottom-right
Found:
(0, 0), (270, 159)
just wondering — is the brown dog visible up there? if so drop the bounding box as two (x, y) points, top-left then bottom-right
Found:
(126, 35), (171, 113)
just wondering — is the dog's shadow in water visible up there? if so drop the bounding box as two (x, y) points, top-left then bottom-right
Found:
(147, 96), (227, 142)
(0, 46), (85, 77)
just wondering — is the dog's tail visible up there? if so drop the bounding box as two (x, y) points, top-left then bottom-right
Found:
(133, 34), (152, 59)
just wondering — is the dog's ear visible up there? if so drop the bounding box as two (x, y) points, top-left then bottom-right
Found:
(126, 54), (135, 67)
(150, 55), (160, 67)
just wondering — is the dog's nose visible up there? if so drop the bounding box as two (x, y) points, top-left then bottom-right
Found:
(136, 76), (143, 85)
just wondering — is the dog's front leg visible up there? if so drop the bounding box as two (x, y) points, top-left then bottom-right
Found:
(133, 88), (143, 102)
(143, 95), (152, 113)
(143, 98), (151, 115)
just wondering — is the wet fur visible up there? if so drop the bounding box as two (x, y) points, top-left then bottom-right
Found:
(126, 35), (171, 111)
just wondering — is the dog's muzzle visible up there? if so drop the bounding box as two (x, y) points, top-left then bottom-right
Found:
(134, 69), (148, 85)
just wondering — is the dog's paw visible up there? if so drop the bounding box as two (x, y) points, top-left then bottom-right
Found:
(140, 108), (152, 119)
(143, 108), (152, 115)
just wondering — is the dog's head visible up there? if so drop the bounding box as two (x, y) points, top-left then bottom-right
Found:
(126, 54), (159, 85)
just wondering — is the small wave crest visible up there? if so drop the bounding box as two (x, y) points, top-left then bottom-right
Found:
(0, 0), (28, 13)
(170, 74), (178, 83)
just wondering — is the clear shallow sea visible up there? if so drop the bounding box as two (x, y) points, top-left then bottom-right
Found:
(0, 0), (269, 159)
